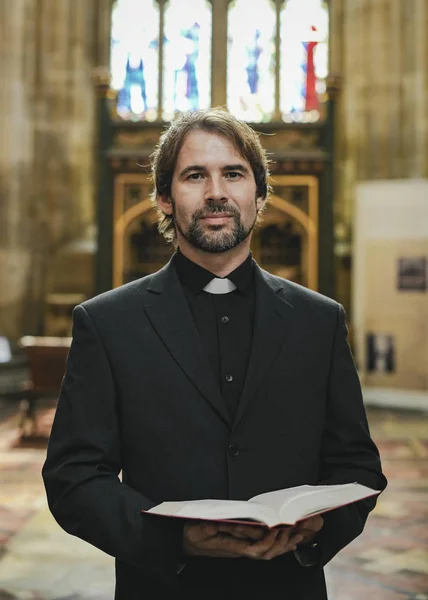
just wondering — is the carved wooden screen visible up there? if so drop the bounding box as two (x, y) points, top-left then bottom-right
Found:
(112, 174), (318, 290)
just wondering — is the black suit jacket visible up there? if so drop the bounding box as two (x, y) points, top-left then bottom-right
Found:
(42, 259), (386, 599)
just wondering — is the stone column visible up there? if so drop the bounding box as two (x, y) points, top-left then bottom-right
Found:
(412, 0), (428, 178)
(388, 0), (404, 178)
(21, 0), (97, 333)
(93, 0), (114, 67)
(0, 0), (36, 338)
(338, 0), (428, 200)
(0, 0), (109, 338)
(329, 0), (347, 241)
(210, 0), (230, 107)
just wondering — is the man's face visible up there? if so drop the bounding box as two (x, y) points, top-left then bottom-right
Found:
(162, 130), (265, 253)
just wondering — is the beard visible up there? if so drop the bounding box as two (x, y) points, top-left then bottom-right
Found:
(172, 199), (257, 253)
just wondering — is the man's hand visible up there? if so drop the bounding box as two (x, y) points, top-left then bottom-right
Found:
(293, 515), (324, 546)
(182, 521), (305, 560)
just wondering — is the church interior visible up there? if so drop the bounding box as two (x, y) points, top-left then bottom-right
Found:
(0, 0), (427, 598)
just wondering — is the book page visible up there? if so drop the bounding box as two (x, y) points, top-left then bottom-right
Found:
(147, 498), (280, 527)
(251, 483), (379, 524)
(250, 486), (318, 515)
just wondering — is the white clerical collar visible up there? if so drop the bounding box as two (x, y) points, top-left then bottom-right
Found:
(202, 278), (237, 294)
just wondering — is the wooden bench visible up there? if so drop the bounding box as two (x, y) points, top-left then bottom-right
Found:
(18, 336), (71, 439)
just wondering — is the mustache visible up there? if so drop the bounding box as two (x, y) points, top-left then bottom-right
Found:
(195, 204), (239, 218)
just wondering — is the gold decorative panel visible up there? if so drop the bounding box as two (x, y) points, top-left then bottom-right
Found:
(113, 174), (318, 290)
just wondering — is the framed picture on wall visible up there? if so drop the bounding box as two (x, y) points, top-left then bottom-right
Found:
(366, 333), (396, 374)
(397, 257), (427, 291)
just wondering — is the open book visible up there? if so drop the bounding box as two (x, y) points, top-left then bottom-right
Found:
(144, 483), (380, 528)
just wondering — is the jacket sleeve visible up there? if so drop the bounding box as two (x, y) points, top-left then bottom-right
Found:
(42, 304), (183, 586)
(316, 304), (387, 565)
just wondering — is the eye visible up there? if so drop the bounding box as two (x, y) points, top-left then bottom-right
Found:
(225, 171), (242, 180)
(188, 173), (204, 181)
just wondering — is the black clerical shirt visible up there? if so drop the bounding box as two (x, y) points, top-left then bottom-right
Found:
(173, 249), (255, 421)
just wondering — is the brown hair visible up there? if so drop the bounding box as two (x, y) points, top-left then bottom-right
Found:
(150, 107), (271, 244)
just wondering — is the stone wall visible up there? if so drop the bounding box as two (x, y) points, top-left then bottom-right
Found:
(330, 0), (428, 312)
(0, 0), (112, 338)
(1, 0), (427, 335)
(0, 0), (35, 337)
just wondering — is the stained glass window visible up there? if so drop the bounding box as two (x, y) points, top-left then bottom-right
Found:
(227, 0), (276, 123)
(110, 0), (160, 121)
(280, 0), (329, 123)
(111, 0), (329, 124)
(162, 0), (211, 120)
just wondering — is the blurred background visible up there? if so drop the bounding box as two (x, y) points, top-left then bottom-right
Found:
(0, 0), (427, 598)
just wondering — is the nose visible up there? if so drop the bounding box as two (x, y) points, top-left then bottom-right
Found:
(204, 175), (228, 203)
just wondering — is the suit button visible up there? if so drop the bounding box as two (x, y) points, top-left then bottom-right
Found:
(225, 373), (233, 382)
(228, 443), (240, 457)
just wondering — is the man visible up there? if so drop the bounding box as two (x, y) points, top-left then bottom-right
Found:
(43, 108), (386, 598)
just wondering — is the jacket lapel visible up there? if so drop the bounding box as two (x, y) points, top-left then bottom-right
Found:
(143, 259), (232, 426)
(232, 265), (295, 429)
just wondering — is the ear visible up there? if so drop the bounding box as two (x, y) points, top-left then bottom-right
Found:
(157, 194), (173, 216)
(256, 195), (267, 212)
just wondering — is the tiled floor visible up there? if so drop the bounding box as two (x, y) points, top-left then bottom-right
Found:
(327, 408), (428, 599)
(0, 400), (427, 599)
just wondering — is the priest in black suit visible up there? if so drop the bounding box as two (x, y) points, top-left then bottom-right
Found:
(42, 108), (387, 599)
